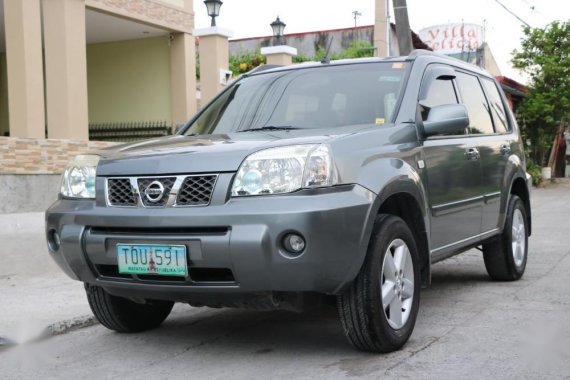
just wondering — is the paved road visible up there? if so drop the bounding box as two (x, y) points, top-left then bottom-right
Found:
(1, 182), (569, 379)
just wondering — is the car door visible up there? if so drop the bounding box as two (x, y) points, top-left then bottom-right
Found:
(478, 76), (513, 232)
(419, 65), (484, 254)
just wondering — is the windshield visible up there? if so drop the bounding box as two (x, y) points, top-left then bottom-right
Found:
(184, 62), (409, 135)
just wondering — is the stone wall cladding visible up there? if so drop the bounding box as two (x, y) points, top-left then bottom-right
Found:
(0, 137), (118, 175)
(87, 0), (194, 33)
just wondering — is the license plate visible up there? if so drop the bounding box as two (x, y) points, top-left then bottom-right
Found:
(116, 244), (188, 277)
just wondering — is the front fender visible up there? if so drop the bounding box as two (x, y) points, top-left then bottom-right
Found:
(334, 157), (432, 292)
(357, 157), (429, 221)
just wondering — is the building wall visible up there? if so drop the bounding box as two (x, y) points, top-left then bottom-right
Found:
(0, 136), (118, 213)
(87, 36), (172, 124)
(230, 26), (375, 58)
(86, 0), (193, 33)
(482, 44), (502, 77)
(0, 53), (9, 136)
(158, 0), (185, 7)
(0, 136), (117, 175)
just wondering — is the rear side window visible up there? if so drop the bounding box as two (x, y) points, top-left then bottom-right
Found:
(481, 78), (510, 133)
(455, 72), (494, 135)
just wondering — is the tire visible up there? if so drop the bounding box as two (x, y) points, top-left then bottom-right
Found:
(337, 214), (421, 353)
(483, 195), (528, 281)
(85, 284), (174, 333)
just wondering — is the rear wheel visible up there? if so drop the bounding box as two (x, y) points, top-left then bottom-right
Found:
(85, 284), (174, 333)
(483, 195), (528, 281)
(337, 214), (420, 353)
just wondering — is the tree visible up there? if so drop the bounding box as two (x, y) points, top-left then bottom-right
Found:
(512, 21), (570, 166)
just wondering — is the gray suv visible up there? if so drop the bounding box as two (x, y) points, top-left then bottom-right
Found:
(46, 51), (531, 353)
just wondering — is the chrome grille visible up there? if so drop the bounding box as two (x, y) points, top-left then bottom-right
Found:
(176, 175), (217, 206)
(137, 177), (176, 207)
(106, 174), (218, 208)
(107, 178), (137, 206)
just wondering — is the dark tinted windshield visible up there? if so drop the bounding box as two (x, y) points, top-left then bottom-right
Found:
(184, 62), (409, 135)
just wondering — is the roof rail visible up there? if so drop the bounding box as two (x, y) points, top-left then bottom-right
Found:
(408, 49), (438, 58)
(246, 64), (282, 75)
(406, 48), (491, 75)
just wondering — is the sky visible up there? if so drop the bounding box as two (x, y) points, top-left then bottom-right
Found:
(193, 0), (570, 84)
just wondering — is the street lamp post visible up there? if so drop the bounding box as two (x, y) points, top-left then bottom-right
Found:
(204, 0), (223, 27)
(196, 0), (232, 103)
(270, 16), (286, 45)
(262, 16), (297, 66)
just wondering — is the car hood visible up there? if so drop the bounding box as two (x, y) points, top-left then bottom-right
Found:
(95, 128), (361, 176)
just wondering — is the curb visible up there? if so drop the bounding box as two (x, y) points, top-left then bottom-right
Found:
(0, 314), (98, 349)
(44, 314), (99, 337)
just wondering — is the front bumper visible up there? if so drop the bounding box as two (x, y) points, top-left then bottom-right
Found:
(45, 184), (377, 301)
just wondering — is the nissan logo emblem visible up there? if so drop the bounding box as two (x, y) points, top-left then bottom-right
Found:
(144, 181), (165, 203)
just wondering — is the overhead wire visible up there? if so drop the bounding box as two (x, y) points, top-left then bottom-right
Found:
(518, 0), (550, 19)
(493, 0), (532, 27)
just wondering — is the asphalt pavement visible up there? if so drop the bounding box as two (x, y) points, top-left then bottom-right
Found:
(1, 181), (569, 379)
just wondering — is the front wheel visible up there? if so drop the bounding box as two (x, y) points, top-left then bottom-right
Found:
(483, 194), (528, 281)
(337, 214), (421, 353)
(85, 284), (174, 333)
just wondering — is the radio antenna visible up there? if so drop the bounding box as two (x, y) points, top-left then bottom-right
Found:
(321, 36), (334, 64)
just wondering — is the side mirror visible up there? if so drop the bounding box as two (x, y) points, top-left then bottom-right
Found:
(422, 104), (469, 137)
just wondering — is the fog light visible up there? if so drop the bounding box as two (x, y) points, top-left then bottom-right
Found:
(48, 229), (61, 251)
(283, 233), (306, 254)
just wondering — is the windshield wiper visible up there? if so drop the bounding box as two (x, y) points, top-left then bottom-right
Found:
(238, 126), (300, 132)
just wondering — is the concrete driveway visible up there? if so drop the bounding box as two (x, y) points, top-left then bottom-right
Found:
(1, 181), (569, 379)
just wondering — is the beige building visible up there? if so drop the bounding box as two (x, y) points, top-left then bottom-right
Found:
(0, 0), (197, 140)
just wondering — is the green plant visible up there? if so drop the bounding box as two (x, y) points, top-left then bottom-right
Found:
(526, 159), (543, 186)
(512, 21), (570, 166)
(229, 51), (267, 76)
(342, 41), (376, 58)
(230, 41), (376, 73)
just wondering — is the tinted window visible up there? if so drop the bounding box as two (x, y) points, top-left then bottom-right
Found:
(419, 68), (464, 135)
(184, 63), (409, 135)
(419, 77), (458, 112)
(455, 72), (494, 135)
(481, 78), (509, 133)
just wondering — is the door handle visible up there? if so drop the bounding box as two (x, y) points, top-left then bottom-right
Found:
(500, 144), (511, 155)
(465, 148), (480, 161)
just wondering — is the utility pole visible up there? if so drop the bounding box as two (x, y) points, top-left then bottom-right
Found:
(374, 0), (390, 57)
(392, 0), (413, 55)
(352, 10), (362, 28)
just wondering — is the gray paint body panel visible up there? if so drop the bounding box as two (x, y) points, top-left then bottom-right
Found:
(47, 185), (377, 297)
(46, 53), (530, 303)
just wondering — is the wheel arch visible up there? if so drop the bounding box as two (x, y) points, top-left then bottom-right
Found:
(357, 158), (432, 288)
(377, 187), (431, 288)
(336, 158), (432, 292)
(509, 176), (532, 236)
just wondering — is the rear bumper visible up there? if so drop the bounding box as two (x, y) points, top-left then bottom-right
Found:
(45, 185), (377, 300)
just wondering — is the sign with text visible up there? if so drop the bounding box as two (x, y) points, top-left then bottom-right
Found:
(419, 23), (484, 54)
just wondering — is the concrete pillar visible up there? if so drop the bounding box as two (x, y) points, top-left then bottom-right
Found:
(42, 0), (89, 140)
(393, 0), (414, 56)
(195, 27), (233, 105)
(170, 33), (197, 129)
(4, 0), (45, 138)
(261, 46), (297, 66)
(374, 0), (389, 57)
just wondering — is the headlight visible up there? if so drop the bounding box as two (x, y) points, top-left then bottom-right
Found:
(60, 154), (100, 199)
(231, 144), (337, 196)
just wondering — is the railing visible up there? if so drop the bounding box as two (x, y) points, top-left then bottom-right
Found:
(88, 121), (173, 142)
